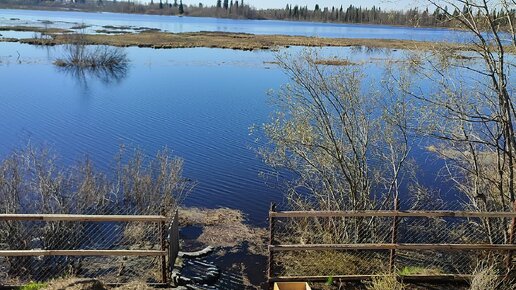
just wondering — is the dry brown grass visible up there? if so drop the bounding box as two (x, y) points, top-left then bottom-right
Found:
(2, 25), (514, 53)
(42, 279), (156, 290)
(179, 207), (267, 254)
(276, 251), (387, 277)
(0, 25), (70, 33)
(44, 278), (107, 290)
(469, 264), (503, 290)
(365, 275), (406, 290)
(112, 281), (155, 290)
(1, 26), (506, 52)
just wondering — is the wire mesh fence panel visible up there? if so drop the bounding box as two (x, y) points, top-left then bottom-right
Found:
(268, 205), (516, 281)
(394, 250), (497, 275)
(274, 216), (393, 245)
(273, 250), (389, 277)
(0, 207), (168, 285)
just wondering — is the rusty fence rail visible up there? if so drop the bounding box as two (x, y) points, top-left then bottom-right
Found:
(0, 210), (180, 286)
(268, 206), (516, 284)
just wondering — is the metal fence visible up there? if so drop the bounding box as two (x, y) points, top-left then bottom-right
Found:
(0, 209), (180, 286)
(267, 203), (516, 284)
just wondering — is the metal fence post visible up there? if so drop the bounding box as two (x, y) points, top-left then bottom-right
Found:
(268, 203), (277, 290)
(389, 197), (400, 274)
(506, 201), (516, 274)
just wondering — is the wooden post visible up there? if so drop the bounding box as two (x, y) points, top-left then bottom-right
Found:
(268, 203), (277, 290)
(160, 209), (168, 284)
(389, 197), (400, 274)
(167, 209), (180, 284)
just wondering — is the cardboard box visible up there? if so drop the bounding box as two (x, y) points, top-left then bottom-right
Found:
(273, 282), (312, 290)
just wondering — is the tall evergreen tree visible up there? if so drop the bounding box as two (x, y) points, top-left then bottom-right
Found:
(179, 0), (184, 14)
(216, 0), (221, 8)
(223, 0), (229, 9)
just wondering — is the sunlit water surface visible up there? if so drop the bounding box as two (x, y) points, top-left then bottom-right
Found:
(1, 42), (437, 225)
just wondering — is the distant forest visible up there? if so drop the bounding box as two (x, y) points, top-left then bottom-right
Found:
(2, 0), (516, 29)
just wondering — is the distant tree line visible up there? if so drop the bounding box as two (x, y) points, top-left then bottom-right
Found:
(1, 0), (515, 29)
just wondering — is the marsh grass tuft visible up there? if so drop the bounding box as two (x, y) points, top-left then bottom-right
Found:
(54, 33), (128, 69)
(365, 275), (405, 290)
(54, 44), (128, 69)
(468, 263), (511, 290)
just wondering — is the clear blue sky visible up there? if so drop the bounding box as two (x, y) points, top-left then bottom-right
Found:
(152, 1), (426, 10)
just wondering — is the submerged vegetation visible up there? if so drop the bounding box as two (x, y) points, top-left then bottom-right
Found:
(53, 44), (127, 68)
(53, 34), (128, 69)
(53, 45), (128, 69)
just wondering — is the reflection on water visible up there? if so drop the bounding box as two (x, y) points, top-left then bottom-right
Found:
(56, 61), (129, 87)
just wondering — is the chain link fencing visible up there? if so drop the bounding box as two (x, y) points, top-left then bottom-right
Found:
(0, 203), (173, 285)
(0, 145), (191, 286)
(269, 200), (516, 281)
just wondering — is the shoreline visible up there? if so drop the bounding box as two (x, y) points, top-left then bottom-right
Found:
(0, 26), (495, 53)
(0, 5), (464, 32)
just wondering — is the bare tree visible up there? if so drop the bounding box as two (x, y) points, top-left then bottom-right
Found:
(383, 1), (515, 274)
(258, 50), (413, 244)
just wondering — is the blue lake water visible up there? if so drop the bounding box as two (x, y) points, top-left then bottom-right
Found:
(0, 9), (472, 226)
(1, 40), (430, 225)
(4, 10), (513, 289)
(0, 8), (473, 42)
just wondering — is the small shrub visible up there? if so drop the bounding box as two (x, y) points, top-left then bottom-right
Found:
(54, 45), (128, 69)
(365, 275), (405, 290)
(53, 33), (128, 69)
(0, 145), (193, 282)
